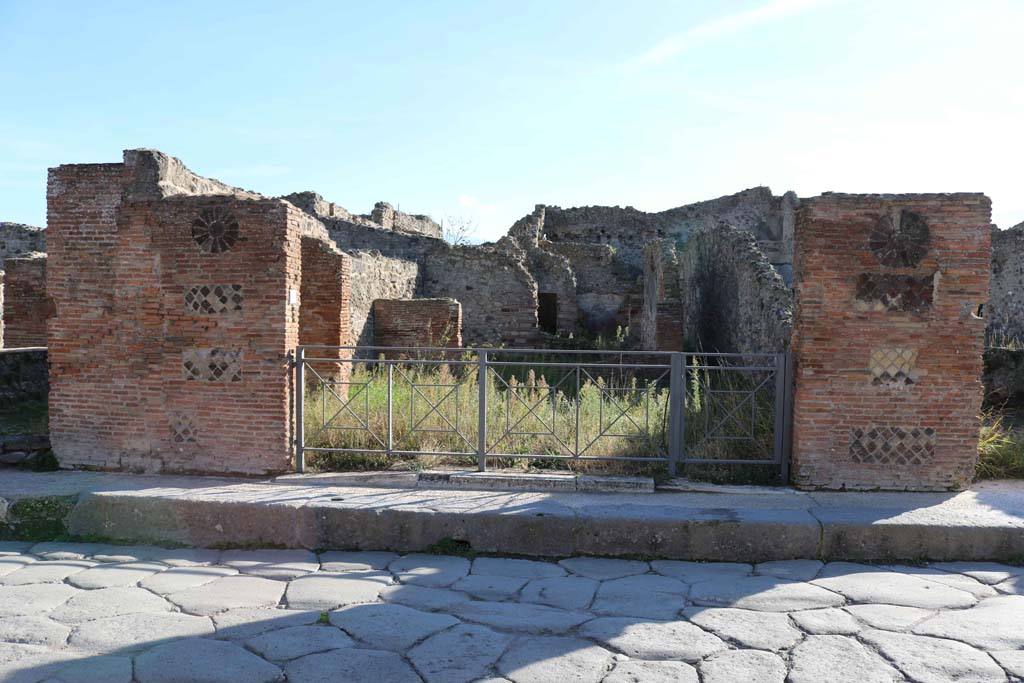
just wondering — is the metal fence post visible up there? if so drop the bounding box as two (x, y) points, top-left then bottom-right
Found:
(387, 363), (394, 454)
(667, 352), (684, 478)
(772, 352), (787, 481)
(781, 351), (795, 484)
(295, 346), (305, 474)
(477, 349), (488, 472)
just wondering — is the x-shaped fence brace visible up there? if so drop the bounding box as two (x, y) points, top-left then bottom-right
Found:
(697, 368), (775, 442)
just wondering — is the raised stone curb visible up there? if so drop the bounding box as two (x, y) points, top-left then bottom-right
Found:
(0, 471), (1022, 562)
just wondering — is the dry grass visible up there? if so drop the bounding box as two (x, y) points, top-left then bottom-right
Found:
(977, 411), (1024, 479)
(302, 355), (779, 481)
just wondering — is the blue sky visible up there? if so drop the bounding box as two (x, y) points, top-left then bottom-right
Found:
(2, 0), (1021, 241)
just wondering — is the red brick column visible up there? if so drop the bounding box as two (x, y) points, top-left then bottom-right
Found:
(299, 236), (353, 386)
(790, 194), (991, 491)
(373, 298), (462, 355)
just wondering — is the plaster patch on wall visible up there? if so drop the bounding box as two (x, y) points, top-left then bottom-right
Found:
(849, 426), (935, 465)
(184, 284), (243, 314)
(182, 348), (243, 382)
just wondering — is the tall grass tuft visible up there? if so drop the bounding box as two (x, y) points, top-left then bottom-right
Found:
(977, 412), (1024, 479)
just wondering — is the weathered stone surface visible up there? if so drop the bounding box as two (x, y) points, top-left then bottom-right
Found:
(135, 638), (284, 683)
(1, 559), (96, 585)
(390, 554), (470, 587)
(286, 648), (421, 683)
(912, 596), (1024, 650)
(285, 571), (391, 610)
(881, 565), (998, 599)
(861, 629), (1007, 683)
(0, 616), (70, 646)
(844, 604), (934, 631)
(452, 601), (590, 634)
(683, 607), (801, 650)
(0, 555), (35, 577)
(650, 560), (752, 584)
(66, 561), (167, 589)
(28, 542), (114, 560)
(0, 583), (79, 617)
(152, 548), (222, 567)
(993, 575), (1024, 595)
(603, 660), (699, 683)
(68, 612), (214, 652)
(452, 574), (527, 601)
(329, 603), (458, 650)
(497, 636), (613, 683)
(212, 608), (320, 640)
(246, 624), (354, 661)
(319, 550), (397, 572)
(168, 575), (285, 615)
(790, 607), (861, 635)
(991, 651), (1024, 679)
(578, 617), (727, 662)
(590, 575), (688, 619)
(221, 549), (319, 580)
(520, 576), (598, 610)
(813, 563), (977, 610)
(788, 635), (901, 683)
(557, 557), (649, 581)
(930, 561), (1024, 586)
(472, 557), (565, 579)
(755, 559), (824, 582)
(689, 575), (845, 612)
(380, 583), (471, 611)
(408, 623), (511, 683)
(700, 650), (787, 683)
(0, 542), (33, 554)
(44, 654), (133, 683)
(140, 565), (238, 594)
(50, 586), (173, 622)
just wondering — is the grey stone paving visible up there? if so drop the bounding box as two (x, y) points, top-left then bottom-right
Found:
(0, 542), (1022, 682)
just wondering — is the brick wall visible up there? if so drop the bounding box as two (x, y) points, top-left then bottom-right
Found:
(46, 151), (316, 476)
(373, 298), (462, 352)
(640, 241), (684, 351)
(2, 254), (49, 348)
(299, 236), (353, 384)
(348, 250), (420, 347)
(791, 193), (991, 491)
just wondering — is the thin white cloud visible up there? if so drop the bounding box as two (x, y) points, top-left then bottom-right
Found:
(624, 0), (827, 68)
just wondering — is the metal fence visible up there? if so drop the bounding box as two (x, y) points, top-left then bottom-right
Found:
(294, 346), (792, 479)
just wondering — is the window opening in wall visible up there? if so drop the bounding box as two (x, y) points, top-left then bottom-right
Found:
(538, 292), (558, 334)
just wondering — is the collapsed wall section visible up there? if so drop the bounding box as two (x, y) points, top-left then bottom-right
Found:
(790, 193), (990, 491)
(348, 250), (420, 347)
(0, 222), (46, 267)
(373, 298), (462, 351)
(676, 225), (793, 353)
(2, 254), (49, 348)
(988, 221), (1024, 346)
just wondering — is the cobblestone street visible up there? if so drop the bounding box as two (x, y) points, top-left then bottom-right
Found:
(1, 542), (1023, 682)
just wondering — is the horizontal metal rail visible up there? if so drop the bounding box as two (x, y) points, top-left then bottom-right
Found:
(294, 346), (792, 480)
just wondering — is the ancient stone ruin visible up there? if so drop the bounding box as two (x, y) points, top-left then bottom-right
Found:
(0, 148), (1011, 491)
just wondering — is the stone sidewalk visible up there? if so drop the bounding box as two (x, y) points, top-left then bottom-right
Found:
(1, 542), (1024, 682)
(2, 471), (1024, 561)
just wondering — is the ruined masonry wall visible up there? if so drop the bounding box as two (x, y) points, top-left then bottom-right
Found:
(0, 348), (48, 405)
(677, 225), (793, 354)
(2, 254), (49, 348)
(348, 250), (420, 347)
(640, 241), (684, 351)
(422, 244), (538, 346)
(373, 298), (462, 350)
(0, 223), (46, 267)
(791, 193), (990, 491)
(988, 222), (1024, 345)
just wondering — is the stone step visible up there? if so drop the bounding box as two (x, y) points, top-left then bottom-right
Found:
(274, 471), (656, 494)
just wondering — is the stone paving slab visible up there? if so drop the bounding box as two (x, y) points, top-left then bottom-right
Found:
(0, 543), (1022, 682)
(4, 470), (1023, 561)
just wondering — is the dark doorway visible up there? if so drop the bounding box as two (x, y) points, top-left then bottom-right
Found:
(538, 293), (558, 334)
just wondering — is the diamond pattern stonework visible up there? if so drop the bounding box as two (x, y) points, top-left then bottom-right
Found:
(869, 348), (919, 387)
(849, 426), (936, 465)
(182, 348), (243, 382)
(185, 284), (243, 314)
